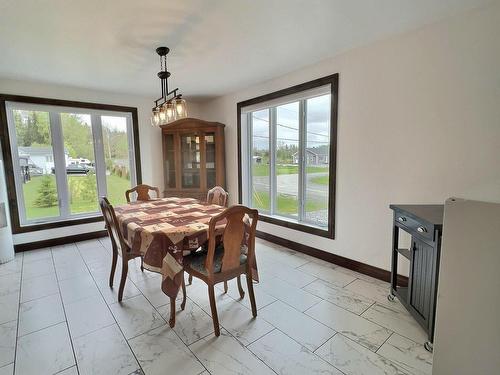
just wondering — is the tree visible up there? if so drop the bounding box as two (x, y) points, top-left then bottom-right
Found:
(60, 113), (94, 160)
(34, 176), (58, 208)
(14, 110), (51, 147)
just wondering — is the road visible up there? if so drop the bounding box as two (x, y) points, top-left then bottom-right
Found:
(252, 172), (328, 200)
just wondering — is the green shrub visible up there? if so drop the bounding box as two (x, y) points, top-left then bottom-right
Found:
(34, 175), (58, 207)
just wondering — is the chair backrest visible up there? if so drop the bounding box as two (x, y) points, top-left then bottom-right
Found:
(205, 205), (258, 276)
(125, 184), (160, 203)
(207, 186), (228, 207)
(99, 197), (128, 255)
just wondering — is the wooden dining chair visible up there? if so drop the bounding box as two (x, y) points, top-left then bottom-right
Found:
(183, 205), (259, 336)
(207, 186), (229, 207)
(187, 186), (230, 287)
(125, 184), (161, 203)
(100, 197), (187, 308)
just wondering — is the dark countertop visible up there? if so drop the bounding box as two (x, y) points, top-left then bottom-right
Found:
(390, 204), (444, 226)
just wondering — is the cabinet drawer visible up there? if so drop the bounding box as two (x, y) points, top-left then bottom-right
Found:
(395, 213), (434, 241)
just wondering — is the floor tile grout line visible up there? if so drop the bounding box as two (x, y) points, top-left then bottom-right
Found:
(299, 277), (320, 290)
(146, 282), (211, 375)
(303, 297), (401, 336)
(228, 327), (280, 375)
(53, 364), (77, 374)
(312, 331), (338, 354)
(248, 326), (346, 375)
(50, 248), (81, 375)
(358, 300), (377, 316)
(76, 243), (145, 375)
(12, 252), (24, 375)
(301, 279), (378, 314)
(314, 330), (339, 355)
(18, 289), (60, 305)
(173, 279), (278, 374)
(359, 303), (429, 347)
(17, 319), (67, 339)
(0, 363), (14, 372)
(342, 277), (360, 288)
(67, 321), (118, 342)
(375, 331), (395, 354)
(301, 302), (395, 353)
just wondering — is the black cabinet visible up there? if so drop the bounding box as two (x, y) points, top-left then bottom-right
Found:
(389, 204), (443, 352)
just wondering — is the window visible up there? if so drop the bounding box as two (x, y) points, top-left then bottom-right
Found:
(238, 74), (338, 238)
(2, 97), (140, 231)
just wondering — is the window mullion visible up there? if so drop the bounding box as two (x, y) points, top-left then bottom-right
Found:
(91, 114), (107, 200)
(298, 100), (306, 222)
(50, 112), (70, 219)
(247, 113), (253, 206)
(126, 115), (137, 187)
(269, 107), (277, 215)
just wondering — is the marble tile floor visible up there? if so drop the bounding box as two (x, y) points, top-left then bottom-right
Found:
(0, 237), (432, 375)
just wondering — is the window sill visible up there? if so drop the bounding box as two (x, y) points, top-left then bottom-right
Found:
(14, 215), (104, 234)
(258, 213), (334, 239)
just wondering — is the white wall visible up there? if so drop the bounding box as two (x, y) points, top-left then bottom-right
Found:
(0, 78), (202, 244)
(197, 2), (500, 270)
(433, 198), (500, 374)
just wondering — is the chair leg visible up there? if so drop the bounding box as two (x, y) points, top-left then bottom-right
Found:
(109, 248), (118, 288)
(169, 297), (176, 328)
(188, 274), (193, 285)
(223, 281), (228, 294)
(208, 284), (220, 336)
(118, 260), (128, 302)
(237, 275), (245, 299)
(246, 273), (257, 317)
(181, 277), (187, 310)
(140, 256), (144, 272)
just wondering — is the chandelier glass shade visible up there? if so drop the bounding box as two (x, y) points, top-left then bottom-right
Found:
(151, 46), (187, 127)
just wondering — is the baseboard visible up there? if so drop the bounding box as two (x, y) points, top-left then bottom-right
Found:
(14, 230), (108, 252)
(256, 230), (408, 284)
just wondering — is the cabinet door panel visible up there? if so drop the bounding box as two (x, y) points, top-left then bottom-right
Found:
(410, 238), (435, 326)
(164, 134), (176, 188)
(180, 134), (201, 188)
(205, 133), (216, 188)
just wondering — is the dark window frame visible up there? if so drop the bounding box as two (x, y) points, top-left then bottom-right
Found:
(0, 94), (142, 234)
(237, 73), (338, 239)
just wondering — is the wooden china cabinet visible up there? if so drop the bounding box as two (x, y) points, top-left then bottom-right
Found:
(160, 118), (225, 200)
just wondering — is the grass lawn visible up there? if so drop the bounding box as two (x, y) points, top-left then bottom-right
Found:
(252, 164), (328, 177)
(252, 191), (327, 214)
(22, 174), (131, 220)
(310, 175), (329, 185)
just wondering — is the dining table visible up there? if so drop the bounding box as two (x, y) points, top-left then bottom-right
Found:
(113, 196), (258, 327)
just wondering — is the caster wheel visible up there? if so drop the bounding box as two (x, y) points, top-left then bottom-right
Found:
(424, 341), (433, 353)
(387, 294), (395, 302)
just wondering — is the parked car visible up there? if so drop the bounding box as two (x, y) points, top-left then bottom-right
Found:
(28, 165), (44, 176)
(51, 164), (90, 175)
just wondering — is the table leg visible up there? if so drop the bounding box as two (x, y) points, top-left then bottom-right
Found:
(169, 297), (176, 328)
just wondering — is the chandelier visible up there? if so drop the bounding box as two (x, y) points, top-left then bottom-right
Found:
(151, 46), (187, 127)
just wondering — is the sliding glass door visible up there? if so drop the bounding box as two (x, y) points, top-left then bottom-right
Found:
(6, 102), (137, 226)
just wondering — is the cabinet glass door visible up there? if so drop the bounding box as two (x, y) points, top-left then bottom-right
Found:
(164, 134), (176, 188)
(205, 133), (216, 188)
(181, 135), (200, 188)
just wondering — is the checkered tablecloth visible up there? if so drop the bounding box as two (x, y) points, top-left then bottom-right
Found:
(114, 197), (257, 299)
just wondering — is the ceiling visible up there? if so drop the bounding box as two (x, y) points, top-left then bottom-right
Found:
(0, 0), (491, 99)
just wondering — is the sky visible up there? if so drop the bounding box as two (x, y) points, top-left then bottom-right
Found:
(251, 94), (330, 151)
